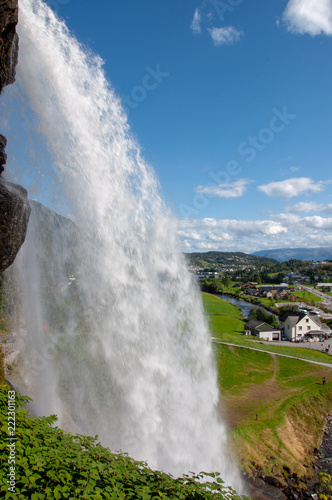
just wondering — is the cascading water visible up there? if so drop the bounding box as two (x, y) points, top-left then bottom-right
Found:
(2, 0), (243, 491)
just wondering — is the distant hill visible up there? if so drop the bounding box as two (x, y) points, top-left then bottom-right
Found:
(253, 247), (332, 262)
(184, 251), (278, 269)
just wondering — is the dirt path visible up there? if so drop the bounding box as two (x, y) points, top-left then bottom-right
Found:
(221, 354), (294, 429)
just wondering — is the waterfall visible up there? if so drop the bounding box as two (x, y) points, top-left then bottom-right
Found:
(2, 0), (242, 491)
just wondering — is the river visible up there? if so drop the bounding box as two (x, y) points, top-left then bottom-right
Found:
(216, 294), (261, 319)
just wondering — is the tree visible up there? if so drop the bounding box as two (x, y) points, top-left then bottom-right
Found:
(200, 279), (220, 294)
(248, 308), (278, 327)
(278, 304), (299, 315)
(221, 276), (231, 288)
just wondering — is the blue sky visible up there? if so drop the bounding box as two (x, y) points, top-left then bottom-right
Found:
(16, 0), (332, 252)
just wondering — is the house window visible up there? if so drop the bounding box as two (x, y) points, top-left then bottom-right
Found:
(306, 319), (309, 323)
(299, 326), (302, 331)
(307, 326), (311, 331)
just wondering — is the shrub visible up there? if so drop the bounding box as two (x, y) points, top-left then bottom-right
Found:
(0, 387), (251, 499)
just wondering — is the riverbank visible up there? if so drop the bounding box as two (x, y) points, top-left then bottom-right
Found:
(217, 291), (280, 317)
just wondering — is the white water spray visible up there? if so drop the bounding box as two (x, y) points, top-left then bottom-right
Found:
(3, 0), (242, 490)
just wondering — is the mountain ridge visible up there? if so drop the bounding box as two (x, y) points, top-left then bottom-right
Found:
(253, 247), (332, 262)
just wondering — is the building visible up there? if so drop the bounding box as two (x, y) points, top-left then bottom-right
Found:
(245, 319), (281, 341)
(280, 311), (327, 342)
(258, 285), (288, 295)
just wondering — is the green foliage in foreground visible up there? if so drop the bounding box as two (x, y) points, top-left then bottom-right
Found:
(0, 387), (251, 500)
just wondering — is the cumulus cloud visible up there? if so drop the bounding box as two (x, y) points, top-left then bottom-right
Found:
(258, 177), (328, 198)
(208, 26), (244, 46)
(286, 201), (323, 213)
(273, 212), (332, 233)
(190, 8), (202, 34)
(177, 211), (332, 252)
(283, 0), (332, 36)
(177, 217), (287, 252)
(302, 215), (332, 230)
(196, 179), (251, 199)
(286, 201), (332, 214)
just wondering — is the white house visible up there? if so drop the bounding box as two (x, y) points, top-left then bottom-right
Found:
(245, 319), (281, 341)
(280, 312), (324, 342)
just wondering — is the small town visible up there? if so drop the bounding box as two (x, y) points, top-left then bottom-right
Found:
(186, 251), (332, 349)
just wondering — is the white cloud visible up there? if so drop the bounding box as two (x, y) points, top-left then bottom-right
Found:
(323, 204), (332, 214)
(286, 201), (332, 214)
(177, 217), (287, 252)
(177, 211), (332, 252)
(302, 215), (332, 230)
(289, 166), (301, 172)
(258, 177), (327, 199)
(208, 26), (244, 46)
(273, 213), (332, 232)
(283, 0), (332, 36)
(287, 201), (323, 213)
(190, 8), (202, 34)
(196, 179), (251, 199)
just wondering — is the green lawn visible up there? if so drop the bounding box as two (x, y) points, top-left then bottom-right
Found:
(293, 290), (322, 302)
(216, 344), (274, 394)
(256, 297), (275, 307)
(202, 293), (243, 318)
(209, 315), (244, 338)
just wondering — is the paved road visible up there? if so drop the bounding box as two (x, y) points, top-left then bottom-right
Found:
(301, 284), (332, 313)
(212, 338), (332, 368)
(275, 299), (332, 319)
(253, 337), (332, 352)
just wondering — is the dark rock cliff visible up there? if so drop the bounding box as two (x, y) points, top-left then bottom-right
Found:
(0, 134), (7, 175)
(0, 179), (31, 272)
(0, 0), (19, 93)
(0, 0), (31, 272)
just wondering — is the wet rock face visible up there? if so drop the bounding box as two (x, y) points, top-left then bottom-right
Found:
(0, 180), (31, 272)
(0, 134), (7, 175)
(0, 1), (29, 273)
(0, 0), (19, 92)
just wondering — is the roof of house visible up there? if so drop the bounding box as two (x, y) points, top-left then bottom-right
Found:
(280, 312), (301, 325)
(256, 323), (280, 332)
(245, 319), (279, 332)
(259, 285), (288, 291)
(280, 311), (322, 327)
(303, 330), (324, 336)
(245, 288), (258, 295)
(245, 319), (263, 329)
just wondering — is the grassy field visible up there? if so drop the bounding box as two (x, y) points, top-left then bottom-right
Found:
(202, 292), (332, 482)
(293, 290), (322, 302)
(217, 344), (332, 481)
(203, 293), (243, 318)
